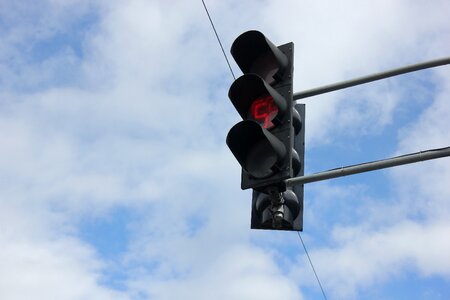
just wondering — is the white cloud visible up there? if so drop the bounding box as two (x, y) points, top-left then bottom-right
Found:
(291, 220), (450, 299)
(0, 199), (129, 300)
(128, 245), (303, 300)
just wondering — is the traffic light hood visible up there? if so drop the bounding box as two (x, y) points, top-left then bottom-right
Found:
(226, 120), (286, 179)
(231, 30), (288, 84)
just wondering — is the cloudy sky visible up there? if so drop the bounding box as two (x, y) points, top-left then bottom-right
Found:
(1, 0), (449, 299)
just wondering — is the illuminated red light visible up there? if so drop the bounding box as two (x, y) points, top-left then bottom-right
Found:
(249, 95), (278, 129)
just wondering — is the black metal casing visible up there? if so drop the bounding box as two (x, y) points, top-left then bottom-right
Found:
(226, 30), (305, 231)
(226, 40), (295, 191)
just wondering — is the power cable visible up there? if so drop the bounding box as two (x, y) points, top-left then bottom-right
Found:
(297, 231), (328, 300)
(201, 0), (236, 80)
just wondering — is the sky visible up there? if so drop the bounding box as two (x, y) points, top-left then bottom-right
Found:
(0, 0), (449, 299)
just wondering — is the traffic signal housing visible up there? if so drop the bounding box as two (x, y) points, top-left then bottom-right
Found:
(225, 30), (304, 231)
(226, 30), (297, 191)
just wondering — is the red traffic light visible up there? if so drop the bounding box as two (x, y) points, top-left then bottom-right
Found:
(249, 95), (279, 129)
(228, 74), (287, 127)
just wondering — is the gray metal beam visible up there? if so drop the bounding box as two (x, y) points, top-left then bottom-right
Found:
(285, 147), (450, 186)
(293, 57), (450, 100)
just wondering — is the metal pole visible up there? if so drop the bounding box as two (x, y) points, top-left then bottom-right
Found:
(286, 147), (450, 186)
(293, 57), (450, 100)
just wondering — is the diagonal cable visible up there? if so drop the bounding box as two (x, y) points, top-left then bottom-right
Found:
(201, 0), (236, 80)
(297, 231), (328, 300)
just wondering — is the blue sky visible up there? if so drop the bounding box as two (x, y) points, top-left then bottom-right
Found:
(1, 0), (449, 299)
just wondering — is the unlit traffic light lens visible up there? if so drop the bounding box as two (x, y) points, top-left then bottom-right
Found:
(245, 139), (278, 178)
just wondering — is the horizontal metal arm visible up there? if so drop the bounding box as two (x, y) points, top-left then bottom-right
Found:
(285, 147), (450, 186)
(293, 57), (450, 100)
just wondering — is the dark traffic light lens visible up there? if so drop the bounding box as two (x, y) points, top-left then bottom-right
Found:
(245, 139), (277, 178)
(249, 52), (279, 85)
(249, 95), (278, 129)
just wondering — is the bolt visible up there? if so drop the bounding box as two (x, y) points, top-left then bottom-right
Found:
(273, 211), (283, 228)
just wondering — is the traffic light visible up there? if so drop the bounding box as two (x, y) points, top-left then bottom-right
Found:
(226, 30), (305, 230)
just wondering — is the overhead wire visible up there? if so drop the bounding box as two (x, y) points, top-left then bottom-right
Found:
(201, 0), (236, 80)
(297, 232), (328, 300)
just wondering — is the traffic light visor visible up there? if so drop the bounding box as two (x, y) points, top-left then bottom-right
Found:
(226, 120), (286, 178)
(231, 30), (288, 84)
